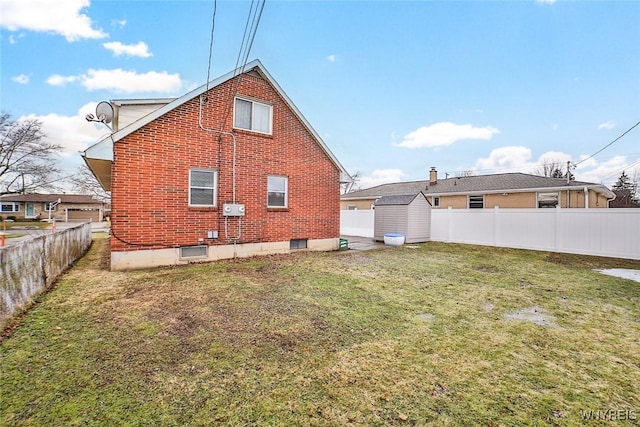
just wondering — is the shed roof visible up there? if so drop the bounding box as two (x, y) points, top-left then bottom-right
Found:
(374, 193), (428, 206)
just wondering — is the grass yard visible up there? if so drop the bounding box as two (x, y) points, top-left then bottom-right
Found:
(1, 237), (639, 426)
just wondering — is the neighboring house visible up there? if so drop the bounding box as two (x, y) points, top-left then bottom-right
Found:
(82, 59), (350, 271)
(342, 167), (615, 210)
(0, 194), (106, 222)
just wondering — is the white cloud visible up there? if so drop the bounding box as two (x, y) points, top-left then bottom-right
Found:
(46, 74), (78, 86)
(12, 74), (29, 84)
(475, 146), (533, 171)
(359, 169), (406, 189)
(19, 102), (110, 156)
(326, 54), (336, 63)
(597, 120), (616, 130)
(396, 122), (500, 148)
(46, 69), (183, 93)
(574, 156), (630, 185)
(0, 0), (107, 42)
(81, 69), (182, 93)
(103, 41), (153, 58)
(112, 19), (127, 28)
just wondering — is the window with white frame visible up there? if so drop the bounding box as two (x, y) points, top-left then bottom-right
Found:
(189, 169), (217, 206)
(469, 195), (484, 209)
(1, 203), (19, 213)
(347, 204), (357, 210)
(267, 175), (288, 208)
(44, 202), (57, 212)
(537, 192), (559, 208)
(234, 97), (272, 134)
(433, 197), (440, 207)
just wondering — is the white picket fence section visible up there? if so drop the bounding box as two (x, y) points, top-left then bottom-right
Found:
(341, 208), (640, 260)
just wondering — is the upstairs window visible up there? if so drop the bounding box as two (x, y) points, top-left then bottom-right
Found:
(469, 195), (484, 209)
(234, 97), (272, 134)
(267, 175), (288, 208)
(433, 197), (440, 207)
(189, 169), (217, 206)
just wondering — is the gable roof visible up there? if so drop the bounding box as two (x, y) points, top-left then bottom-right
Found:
(82, 59), (351, 189)
(0, 194), (102, 204)
(342, 172), (615, 200)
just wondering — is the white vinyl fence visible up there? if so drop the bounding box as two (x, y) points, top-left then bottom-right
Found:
(341, 208), (640, 260)
(0, 222), (92, 327)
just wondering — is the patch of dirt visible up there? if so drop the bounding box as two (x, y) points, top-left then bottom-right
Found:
(504, 306), (555, 327)
(474, 264), (501, 273)
(546, 252), (640, 269)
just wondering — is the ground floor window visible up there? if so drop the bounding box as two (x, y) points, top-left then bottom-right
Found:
(267, 175), (288, 208)
(189, 168), (217, 207)
(1, 203), (19, 212)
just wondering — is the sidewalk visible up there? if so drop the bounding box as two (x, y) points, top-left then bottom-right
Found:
(340, 235), (385, 251)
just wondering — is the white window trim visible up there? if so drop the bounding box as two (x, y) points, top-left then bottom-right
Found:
(44, 202), (56, 212)
(433, 197), (440, 207)
(233, 96), (273, 135)
(189, 168), (218, 207)
(267, 175), (288, 208)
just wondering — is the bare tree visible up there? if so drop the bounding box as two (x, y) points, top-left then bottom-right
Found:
(69, 164), (111, 203)
(455, 170), (475, 178)
(0, 112), (63, 195)
(536, 158), (564, 178)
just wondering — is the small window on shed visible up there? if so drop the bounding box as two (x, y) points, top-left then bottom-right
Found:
(290, 239), (307, 250)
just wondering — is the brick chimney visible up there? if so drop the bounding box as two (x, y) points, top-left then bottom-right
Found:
(429, 167), (437, 185)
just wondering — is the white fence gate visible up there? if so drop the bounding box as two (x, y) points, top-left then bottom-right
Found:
(341, 208), (640, 260)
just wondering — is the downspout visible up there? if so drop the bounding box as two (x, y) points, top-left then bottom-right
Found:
(584, 186), (589, 209)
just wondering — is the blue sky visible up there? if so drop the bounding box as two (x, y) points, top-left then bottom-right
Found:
(1, 0), (639, 190)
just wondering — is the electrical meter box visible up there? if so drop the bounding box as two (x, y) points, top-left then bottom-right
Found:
(223, 203), (245, 216)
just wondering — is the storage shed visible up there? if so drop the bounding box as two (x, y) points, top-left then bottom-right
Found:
(373, 192), (431, 243)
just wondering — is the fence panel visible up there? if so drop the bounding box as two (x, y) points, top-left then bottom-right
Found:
(340, 210), (375, 238)
(341, 208), (640, 260)
(0, 222), (92, 326)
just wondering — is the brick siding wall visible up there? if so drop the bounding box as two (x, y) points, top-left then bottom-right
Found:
(111, 73), (340, 252)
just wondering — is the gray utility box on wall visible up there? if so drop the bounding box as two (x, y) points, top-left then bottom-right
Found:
(223, 203), (245, 216)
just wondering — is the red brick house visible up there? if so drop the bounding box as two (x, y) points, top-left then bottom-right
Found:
(82, 60), (350, 270)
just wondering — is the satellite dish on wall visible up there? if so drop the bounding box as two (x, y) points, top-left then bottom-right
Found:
(95, 101), (114, 124)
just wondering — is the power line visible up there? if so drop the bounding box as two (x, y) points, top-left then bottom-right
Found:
(575, 120), (640, 166)
(205, 0), (218, 91)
